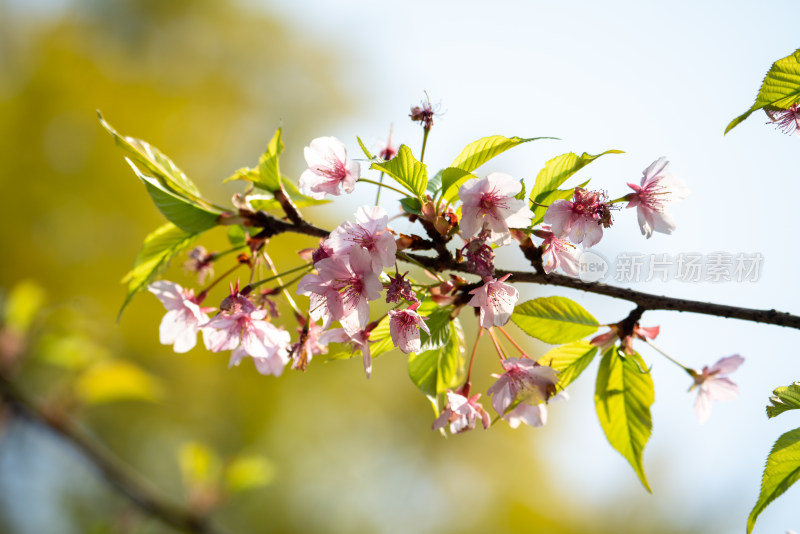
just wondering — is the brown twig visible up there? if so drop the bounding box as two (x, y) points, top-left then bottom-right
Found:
(0, 376), (227, 534)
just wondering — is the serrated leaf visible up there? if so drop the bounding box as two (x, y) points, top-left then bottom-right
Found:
(427, 169), (443, 194)
(594, 348), (653, 492)
(408, 317), (464, 397)
(747, 427), (800, 533)
(538, 340), (598, 390)
(727, 49), (800, 134)
(530, 150), (622, 212)
(370, 144), (427, 198)
(356, 136), (375, 160)
(531, 178), (590, 226)
(767, 382), (800, 418)
(417, 301), (454, 353)
(99, 112), (208, 203)
(511, 296), (599, 344)
(119, 222), (199, 318)
(129, 160), (221, 233)
(439, 167), (475, 204)
(223, 166), (260, 184)
(256, 128), (284, 192)
(450, 135), (555, 173)
(74, 360), (164, 405)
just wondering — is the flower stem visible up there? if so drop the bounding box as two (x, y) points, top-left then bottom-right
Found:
(487, 328), (507, 361)
(375, 171), (386, 205)
(245, 264), (313, 293)
(420, 127), (430, 163)
(464, 328), (484, 387)
(645, 340), (692, 374)
(358, 178), (407, 196)
(498, 326), (527, 356)
(196, 262), (243, 302)
(262, 251), (303, 315)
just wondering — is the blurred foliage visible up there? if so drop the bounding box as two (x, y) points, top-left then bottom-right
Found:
(0, 1), (706, 534)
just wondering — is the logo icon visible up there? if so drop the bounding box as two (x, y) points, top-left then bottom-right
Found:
(578, 251), (609, 283)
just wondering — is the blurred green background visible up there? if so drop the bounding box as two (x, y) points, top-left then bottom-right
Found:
(0, 1), (760, 533)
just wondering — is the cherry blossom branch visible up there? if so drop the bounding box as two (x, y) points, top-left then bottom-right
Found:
(235, 206), (800, 331)
(0, 376), (227, 534)
(401, 252), (800, 330)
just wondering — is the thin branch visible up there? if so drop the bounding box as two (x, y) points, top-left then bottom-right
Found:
(232, 204), (800, 331)
(0, 376), (227, 534)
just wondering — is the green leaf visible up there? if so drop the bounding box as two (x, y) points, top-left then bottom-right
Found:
(538, 340), (598, 390)
(223, 166), (261, 184)
(594, 348), (654, 492)
(256, 128), (284, 192)
(408, 317), (464, 397)
(370, 144), (428, 198)
(119, 223), (199, 318)
(427, 169), (443, 194)
(747, 427), (800, 533)
(227, 225), (248, 249)
(98, 112), (207, 203)
(399, 197), (423, 216)
(727, 49), (800, 134)
(356, 136), (375, 160)
(129, 160), (221, 233)
(366, 315), (396, 360)
(767, 382), (800, 418)
(531, 178), (590, 226)
(417, 301), (454, 353)
(439, 167), (475, 204)
(450, 135), (555, 173)
(529, 150), (623, 212)
(511, 296), (599, 344)
(248, 178), (330, 211)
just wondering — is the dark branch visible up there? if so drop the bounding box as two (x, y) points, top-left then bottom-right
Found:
(0, 376), (227, 534)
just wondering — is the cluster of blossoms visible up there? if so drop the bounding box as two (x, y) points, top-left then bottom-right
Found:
(139, 101), (742, 437)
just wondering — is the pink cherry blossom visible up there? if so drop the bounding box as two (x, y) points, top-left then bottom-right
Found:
(148, 281), (214, 353)
(543, 187), (612, 248)
(228, 321), (291, 377)
(319, 326), (373, 378)
(500, 391), (568, 429)
(327, 205), (397, 271)
(297, 247), (383, 330)
(626, 157), (688, 238)
(203, 290), (278, 360)
(298, 136), (360, 199)
(467, 274), (519, 328)
(590, 323), (660, 355)
(537, 226), (580, 276)
(766, 103), (800, 136)
(488, 357), (559, 427)
(431, 391), (490, 434)
(689, 354), (744, 424)
(388, 302), (430, 354)
(458, 172), (534, 245)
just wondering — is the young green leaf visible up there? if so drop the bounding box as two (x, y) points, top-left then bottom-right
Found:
(747, 427), (800, 533)
(99, 112), (209, 204)
(594, 348), (654, 492)
(538, 340), (598, 390)
(119, 222), (199, 318)
(417, 301), (454, 353)
(356, 136), (375, 160)
(439, 167), (475, 204)
(256, 128), (285, 192)
(427, 169), (444, 194)
(767, 382), (800, 418)
(408, 317), (464, 397)
(449, 135), (555, 173)
(226, 225), (248, 249)
(511, 296), (599, 345)
(248, 177), (330, 211)
(399, 197), (423, 216)
(128, 160), (221, 233)
(529, 150), (622, 210)
(370, 144), (428, 198)
(727, 49), (800, 134)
